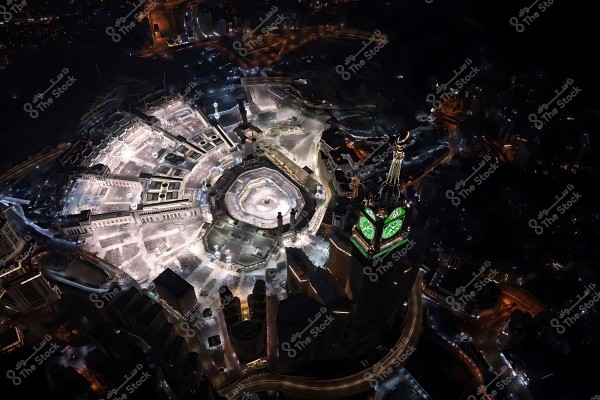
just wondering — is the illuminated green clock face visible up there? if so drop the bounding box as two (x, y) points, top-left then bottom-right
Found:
(382, 219), (403, 239)
(359, 216), (375, 240)
(385, 207), (405, 223)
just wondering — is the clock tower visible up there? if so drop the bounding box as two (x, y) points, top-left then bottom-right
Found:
(351, 132), (411, 259)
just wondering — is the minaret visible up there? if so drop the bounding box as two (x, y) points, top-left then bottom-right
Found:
(213, 101), (220, 119)
(240, 137), (247, 158)
(251, 137), (257, 157)
(276, 212), (283, 240)
(202, 182), (210, 207)
(290, 208), (298, 241)
(245, 137), (253, 156)
(209, 189), (217, 208)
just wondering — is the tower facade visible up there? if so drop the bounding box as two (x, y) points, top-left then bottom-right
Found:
(351, 132), (411, 259)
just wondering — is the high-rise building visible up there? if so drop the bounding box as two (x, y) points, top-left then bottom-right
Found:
(248, 280), (266, 322)
(574, 132), (589, 169)
(198, 8), (214, 35)
(0, 325), (24, 353)
(351, 132), (412, 260)
(229, 320), (265, 363)
(0, 263), (61, 313)
(319, 131), (434, 359)
(220, 286), (242, 327)
(282, 248), (352, 365)
(218, 282), (267, 363)
(168, 5), (189, 42)
(214, 19), (227, 36)
(153, 268), (198, 317)
(0, 212), (25, 262)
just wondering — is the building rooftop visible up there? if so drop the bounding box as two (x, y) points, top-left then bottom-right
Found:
(0, 326), (22, 353)
(153, 268), (194, 299)
(286, 247), (348, 306)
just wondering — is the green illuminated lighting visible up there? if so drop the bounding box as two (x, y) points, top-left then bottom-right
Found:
(385, 207), (405, 223)
(351, 236), (410, 260)
(364, 207), (376, 220)
(382, 219), (403, 239)
(359, 216), (375, 240)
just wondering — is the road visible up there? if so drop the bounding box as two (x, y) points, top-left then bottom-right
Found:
(0, 142), (71, 188)
(423, 278), (544, 400)
(423, 299), (489, 398)
(217, 269), (425, 399)
(465, 286), (545, 400)
(240, 77), (308, 87)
